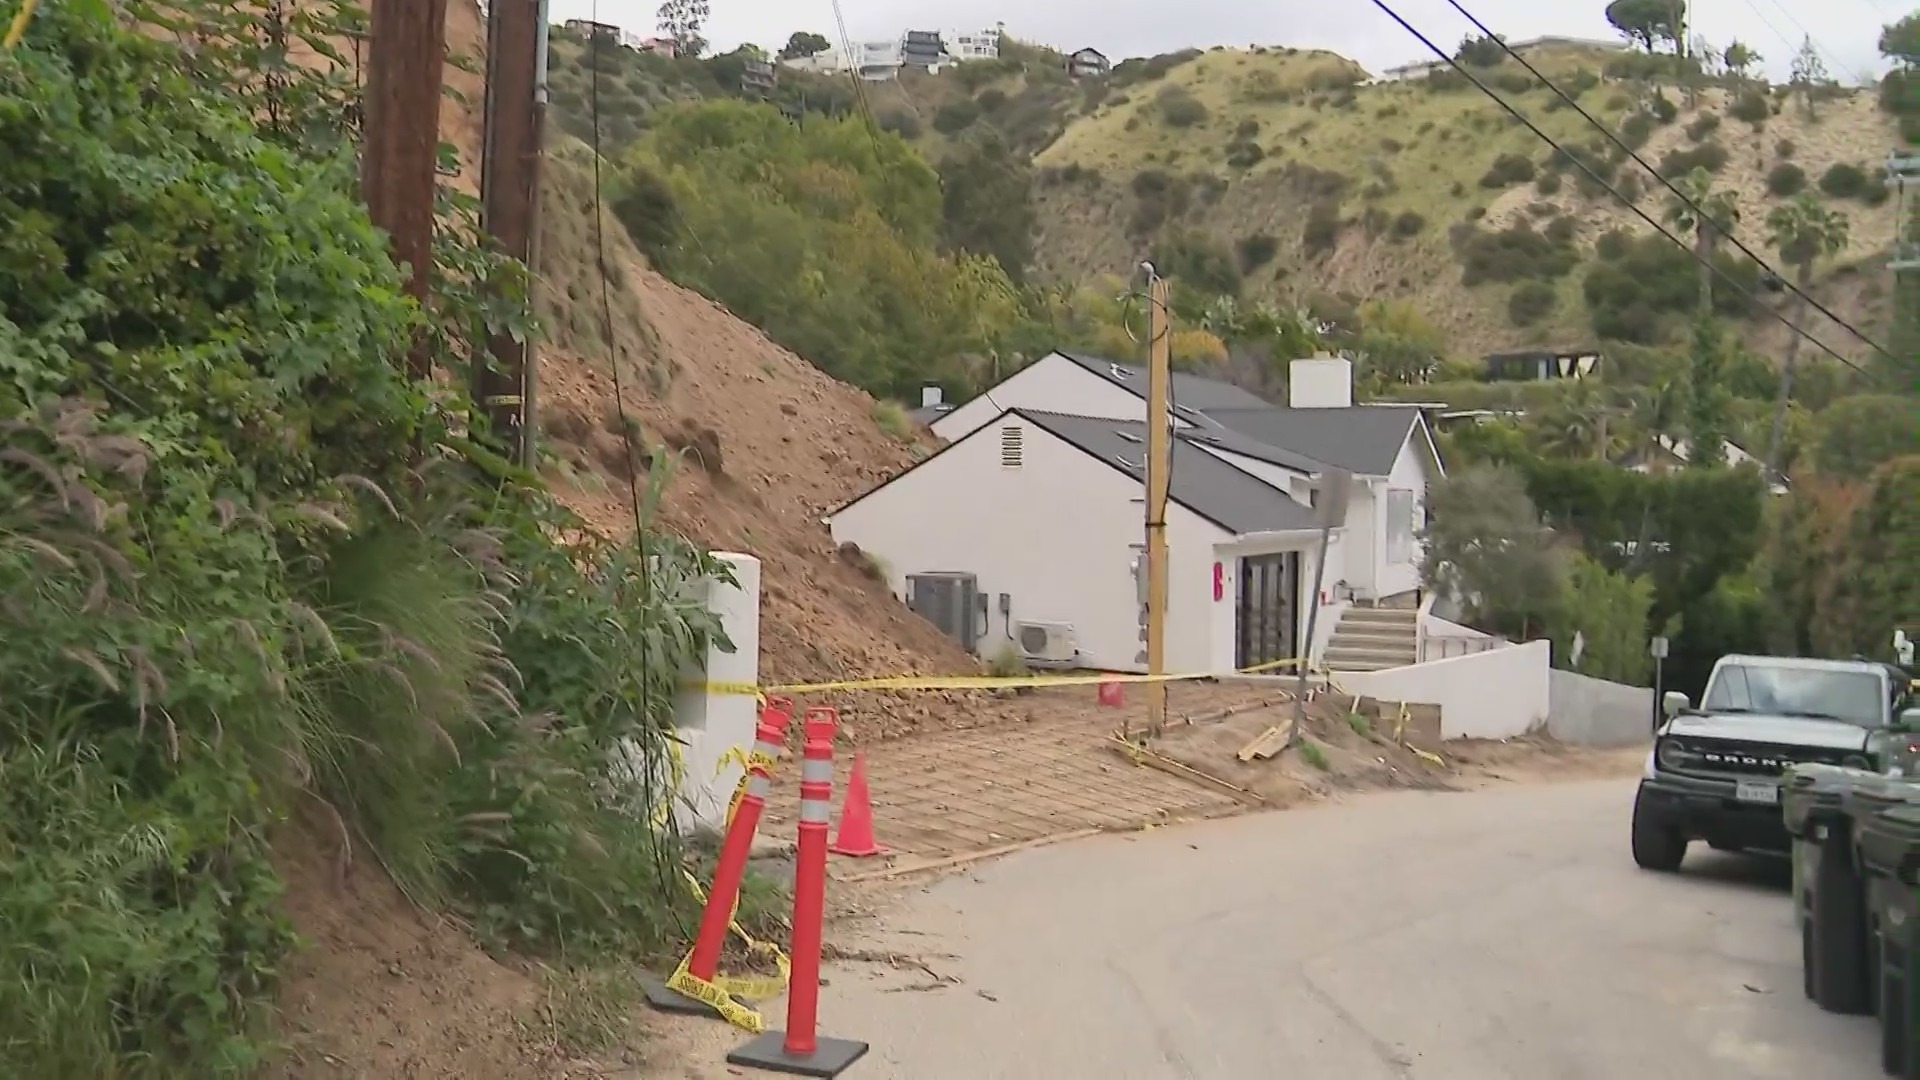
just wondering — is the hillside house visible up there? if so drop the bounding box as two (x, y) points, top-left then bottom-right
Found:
(1483, 348), (1602, 382)
(841, 351), (1446, 673)
(1068, 47), (1111, 79)
(1375, 35), (1626, 82)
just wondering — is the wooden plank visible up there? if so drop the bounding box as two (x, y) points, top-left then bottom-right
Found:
(1236, 717), (1296, 762)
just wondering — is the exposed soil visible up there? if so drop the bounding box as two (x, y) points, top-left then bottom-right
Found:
(1150, 690), (1645, 806)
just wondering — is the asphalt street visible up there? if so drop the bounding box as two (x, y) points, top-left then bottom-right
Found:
(813, 778), (1880, 1080)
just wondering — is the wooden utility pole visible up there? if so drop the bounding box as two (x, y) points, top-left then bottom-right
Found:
(1143, 271), (1173, 738)
(362, 0), (450, 383)
(480, 0), (550, 467)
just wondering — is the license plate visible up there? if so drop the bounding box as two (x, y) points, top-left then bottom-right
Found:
(1736, 780), (1779, 805)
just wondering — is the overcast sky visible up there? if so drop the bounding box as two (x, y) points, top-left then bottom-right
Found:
(549, 0), (1902, 84)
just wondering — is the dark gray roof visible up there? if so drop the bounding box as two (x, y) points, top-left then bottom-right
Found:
(1016, 409), (1320, 535)
(1176, 425), (1327, 476)
(908, 403), (954, 426)
(1201, 405), (1424, 476)
(1054, 351), (1276, 414)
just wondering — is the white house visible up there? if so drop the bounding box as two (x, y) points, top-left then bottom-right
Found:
(929, 351), (1441, 605)
(828, 408), (1328, 675)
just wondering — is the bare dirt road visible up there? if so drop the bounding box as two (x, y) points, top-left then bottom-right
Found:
(748, 777), (1880, 1080)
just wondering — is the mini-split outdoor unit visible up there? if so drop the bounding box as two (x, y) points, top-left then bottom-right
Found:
(1015, 621), (1079, 667)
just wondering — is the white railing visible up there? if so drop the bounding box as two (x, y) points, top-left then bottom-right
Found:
(1421, 633), (1507, 663)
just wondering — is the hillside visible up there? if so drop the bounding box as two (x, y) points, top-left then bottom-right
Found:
(543, 34), (1907, 369)
(1028, 44), (1902, 361)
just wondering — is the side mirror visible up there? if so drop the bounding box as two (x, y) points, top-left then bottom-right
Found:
(1663, 691), (1691, 719)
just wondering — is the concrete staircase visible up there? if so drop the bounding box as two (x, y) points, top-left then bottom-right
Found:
(1323, 606), (1419, 673)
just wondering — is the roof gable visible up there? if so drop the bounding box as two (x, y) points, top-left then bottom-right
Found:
(830, 405), (1318, 536)
(1052, 351), (1276, 414)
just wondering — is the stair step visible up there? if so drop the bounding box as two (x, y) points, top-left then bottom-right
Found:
(1340, 608), (1419, 625)
(1324, 656), (1412, 673)
(1328, 630), (1418, 650)
(1324, 645), (1416, 667)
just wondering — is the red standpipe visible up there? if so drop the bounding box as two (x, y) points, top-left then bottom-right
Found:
(783, 706), (838, 1055)
(685, 698), (794, 983)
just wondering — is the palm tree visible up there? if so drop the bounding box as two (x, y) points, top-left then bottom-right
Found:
(1663, 167), (1741, 315)
(1763, 193), (1852, 476)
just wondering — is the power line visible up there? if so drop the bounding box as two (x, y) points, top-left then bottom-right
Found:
(587, 0), (687, 934)
(1402, 0), (1906, 382)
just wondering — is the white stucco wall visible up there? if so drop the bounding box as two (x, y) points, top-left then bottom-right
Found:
(1376, 432), (1432, 599)
(1337, 639), (1551, 740)
(931, 354), (1164, 442)
(830, 416), (1236, 673)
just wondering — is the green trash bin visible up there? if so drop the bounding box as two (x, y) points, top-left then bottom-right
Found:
(1785, 764), (1872, 1001)
(1816, 775), (1915, 1016)
(1860, 799), (1920, 1077)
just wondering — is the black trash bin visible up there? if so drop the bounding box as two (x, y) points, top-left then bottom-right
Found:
(1860, 800), (1920, 1077)
(1785, 764), (1872, 1001)
(1816, 776), (1913, 1016)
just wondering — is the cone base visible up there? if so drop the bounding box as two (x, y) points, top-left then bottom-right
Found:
(829, 841), (889, 858)
(639, 974), (729, 1018)
(727, 1031), (870, 1077)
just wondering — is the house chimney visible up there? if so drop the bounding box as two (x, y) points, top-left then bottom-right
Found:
(1288, 354), (1353, 409)
(921, 384), (943, 408)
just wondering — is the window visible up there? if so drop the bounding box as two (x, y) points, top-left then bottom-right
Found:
(1385, 489), (1415, 565)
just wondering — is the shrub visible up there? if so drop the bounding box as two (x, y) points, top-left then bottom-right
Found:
(1235, 117), (1262, 139)
(1729, 89), (1770, 125)
(1535, 171), (1564, 195)
(1582, 234), (1762, 342)
(1766, 162), (1807, 197)
(1649, 93), (1679, 122)
(1391, 210), (1427, 239)
(933, 100), (980, 133)
(1658, 141), (1729, 177)
(1508, 281), (1558, 326)
(876, 109), (922, 139)
(1480, 152), (1537, 188)
(1819, 162), (1871, 199)
(1303, 200), (1343, 255)
(1544, 215), (1577, 245)
(1226, 140), (1265, 169)
(1684, 113), (1722, 141)
(1594, 229), (1632, 260)
(1776, 138), (1797, 159)
(1154, 232), (1242, 296)
(976, 88), (1008, 113)
(1620, 111), (1655, 149)
(1157, 86), (1210, 128)
(1454, 222), (1578, 286)
(1236, 232), (1280, 271)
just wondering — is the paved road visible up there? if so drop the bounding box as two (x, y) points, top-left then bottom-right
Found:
(814, 778), (1879, 1080)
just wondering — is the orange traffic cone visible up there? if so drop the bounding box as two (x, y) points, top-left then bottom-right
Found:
(830, 752), (888, 858)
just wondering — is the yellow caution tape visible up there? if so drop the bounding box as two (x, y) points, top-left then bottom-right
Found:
(689, 655), (1305, 699)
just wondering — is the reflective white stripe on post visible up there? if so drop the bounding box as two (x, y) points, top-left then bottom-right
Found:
(799, 797), (832, 823)
(744, 773), (771, 799)
(800, 758), (833, 784)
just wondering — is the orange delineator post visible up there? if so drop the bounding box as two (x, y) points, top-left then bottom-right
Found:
(727, 707), (870, 1077)
(828, 750), (887, 858)
(644, 697), (794, 1017)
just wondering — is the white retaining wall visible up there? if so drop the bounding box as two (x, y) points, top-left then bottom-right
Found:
(1547, 669), (1654, 748)
(1338, 639), (1552, 740)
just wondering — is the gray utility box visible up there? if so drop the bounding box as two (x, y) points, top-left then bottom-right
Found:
(907, 572), (982, 653)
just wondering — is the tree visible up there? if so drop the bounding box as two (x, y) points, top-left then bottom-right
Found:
(780, 31), (831, 60)
(1606, 0), (1686, 53)
(657, 0), (710, 58)
(1420, 466), (1568, 639)
(1722, 40), (1761, 80)
(1663, 167), (1739, 314)
(939, 131), (1037, 283)
(1789, 35), (1829, 116)
(1881, 12), (1920, 69)
(1684, 318), (1732, 467)
(1763, 194), (1852, 476)
(1816, 395), (1920, 477)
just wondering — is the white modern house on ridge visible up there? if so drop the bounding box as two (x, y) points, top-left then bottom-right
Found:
(833, 352), (1453, 675)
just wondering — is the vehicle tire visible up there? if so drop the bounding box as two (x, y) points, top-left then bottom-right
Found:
(1879, 963), (1905, 1076)
(1631, 796), (1686, 872)
(1811, 834), (1871, 1015)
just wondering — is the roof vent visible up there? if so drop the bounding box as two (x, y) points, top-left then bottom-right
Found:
(1109, 364), (1132, 379)
(1115, 455), (1143, 471)
(1000, 423), (1024, 468)
(1116, 431), (1143, 444)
